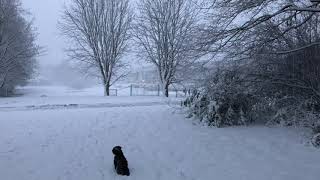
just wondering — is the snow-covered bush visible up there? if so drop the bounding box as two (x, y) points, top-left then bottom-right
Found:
(183, 53), (320, 130)
(313, 124), (320, 134)
(184, 92), (254, 127)
(263, 97), (320, 130)
(312, 133), (320, 148)
(183, 66), (255, 127)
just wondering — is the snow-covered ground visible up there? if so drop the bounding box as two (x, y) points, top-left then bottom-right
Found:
(0, 86), (319, 180)
(0, 86), (172, 111)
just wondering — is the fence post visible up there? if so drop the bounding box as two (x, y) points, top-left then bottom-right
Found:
(157, 84), (160, 96)
(176, 89), (178, 98)
(130, 84), (133, 96)
(115, 89), (118, 96)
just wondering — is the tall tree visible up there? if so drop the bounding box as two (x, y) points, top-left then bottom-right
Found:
(134, 0), (198, 97)
(60, 0), (132, 96)
(0, 0), (39, 96)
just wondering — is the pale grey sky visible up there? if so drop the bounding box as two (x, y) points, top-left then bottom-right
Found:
(21, 0), (141, 68)
(20, 0), (144, 85)
(21, 0), (147, 85)
(22, 0), (68, 66)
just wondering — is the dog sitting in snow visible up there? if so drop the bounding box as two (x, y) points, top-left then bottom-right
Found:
(112, 146), (130, 176)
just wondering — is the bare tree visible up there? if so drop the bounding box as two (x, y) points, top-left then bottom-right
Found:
(134, 0), (198, 97)
(200, 0), (320, 54)
(0, 0), (39, 96)
(60, 0), (132, 96)
(199, 0), (320, 100)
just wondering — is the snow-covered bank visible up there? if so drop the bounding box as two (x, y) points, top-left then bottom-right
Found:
(0, 86), (181, 109)
(0, 86), (319, 180)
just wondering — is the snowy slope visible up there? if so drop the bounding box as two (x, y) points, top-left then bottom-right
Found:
(0, 86), (179, 109)
(0, 86), (319, 180)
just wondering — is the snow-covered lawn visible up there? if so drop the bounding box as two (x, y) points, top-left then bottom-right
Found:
(0, 86), (319, 180)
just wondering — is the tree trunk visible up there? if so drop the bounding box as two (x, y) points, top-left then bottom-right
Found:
(104, 82), (110, 96)
(165, 83), (169, 97)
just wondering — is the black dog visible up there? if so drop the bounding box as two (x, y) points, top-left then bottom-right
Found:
(112, 146), (130, 176)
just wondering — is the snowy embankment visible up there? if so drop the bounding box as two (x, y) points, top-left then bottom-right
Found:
(0, 86), (319, 180)
(0, 86), (169, 108)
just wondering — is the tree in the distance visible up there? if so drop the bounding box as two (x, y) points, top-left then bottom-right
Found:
(60, 0), (132, 96)
(134, 0), (199, 97)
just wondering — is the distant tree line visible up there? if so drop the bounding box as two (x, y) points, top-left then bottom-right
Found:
(0, 0), (39, 96)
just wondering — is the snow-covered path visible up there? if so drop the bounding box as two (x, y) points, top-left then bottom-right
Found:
(0, 87), (319, 180)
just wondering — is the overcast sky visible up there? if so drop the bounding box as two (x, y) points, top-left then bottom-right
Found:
(20, 0), (143, 85)
(22, 0), (68, 66)
(21, 0), (141, 68)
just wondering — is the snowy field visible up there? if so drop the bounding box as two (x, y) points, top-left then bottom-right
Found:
(0, 86), (319, 180)
(0, 86), (173, 111)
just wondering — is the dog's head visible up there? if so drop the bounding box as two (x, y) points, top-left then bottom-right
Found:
(112, 146), (123, 156)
